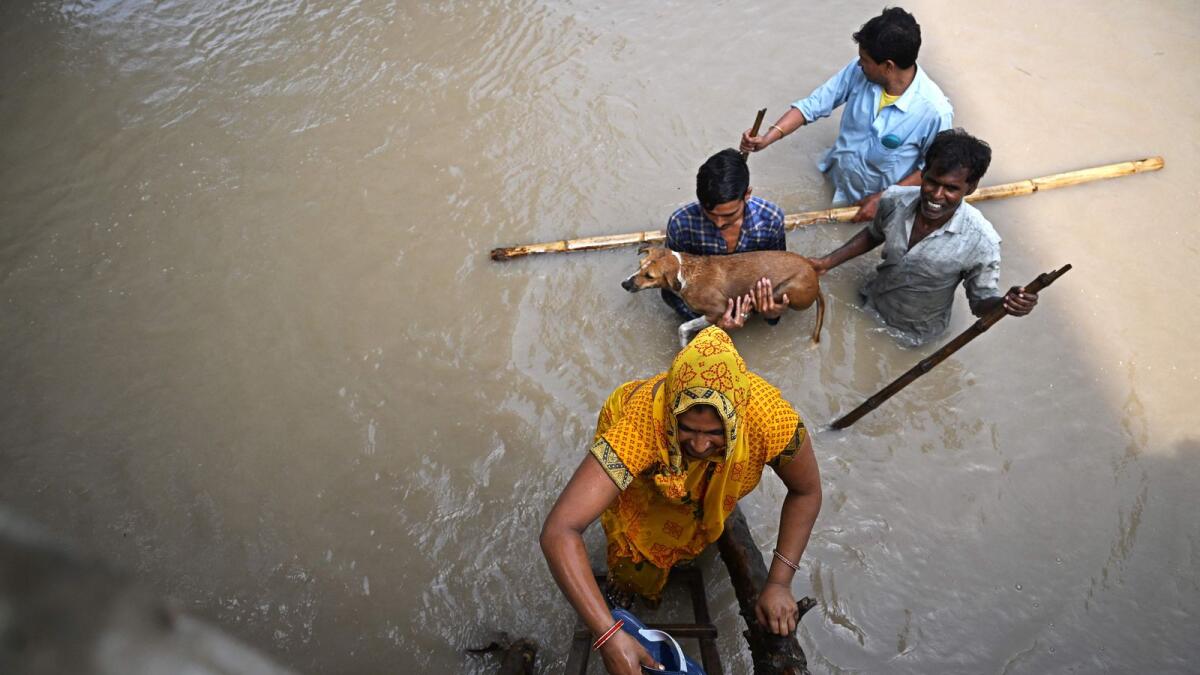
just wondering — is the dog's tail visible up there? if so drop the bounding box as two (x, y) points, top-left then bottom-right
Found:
(810, 290), (825, 344)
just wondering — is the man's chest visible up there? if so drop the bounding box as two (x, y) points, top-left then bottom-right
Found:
(686, 223), (768, 253)
(881, 223), (972, 278)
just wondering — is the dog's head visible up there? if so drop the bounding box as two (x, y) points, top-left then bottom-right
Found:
(621, 245), (680, 293)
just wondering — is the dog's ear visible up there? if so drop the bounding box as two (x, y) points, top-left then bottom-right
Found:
(636, 243), (652, 255)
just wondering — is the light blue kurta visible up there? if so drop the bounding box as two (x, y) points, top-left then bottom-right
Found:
(793, 59), (953, 204)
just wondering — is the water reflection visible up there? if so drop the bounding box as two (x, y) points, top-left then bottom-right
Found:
(1, 0), (1198, 673)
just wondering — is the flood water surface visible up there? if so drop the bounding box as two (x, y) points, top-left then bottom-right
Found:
(1, 1), (1198, 673)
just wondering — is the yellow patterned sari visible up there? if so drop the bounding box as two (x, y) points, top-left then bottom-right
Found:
(590, 327), (805, 599)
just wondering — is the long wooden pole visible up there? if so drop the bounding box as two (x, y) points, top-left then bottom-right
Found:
(829, 264), (1073, 430)
(489, 156), (1162, 261)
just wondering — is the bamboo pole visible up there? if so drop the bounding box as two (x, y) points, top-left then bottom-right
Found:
(489, 156), (1163, 261)
(829, 264), (1072, 430)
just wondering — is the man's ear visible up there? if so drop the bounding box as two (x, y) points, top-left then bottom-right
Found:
(965, 181), (979, 197)
(743, 187), (753, 201)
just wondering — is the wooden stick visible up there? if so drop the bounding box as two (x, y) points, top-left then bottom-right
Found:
(716, 505), (815, 674)
(489, 157), (1163, 261)
(741, 108), (768, 161)
(829, 264), (1073, 430)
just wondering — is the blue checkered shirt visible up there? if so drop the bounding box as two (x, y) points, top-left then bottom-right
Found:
(662, 196), (787, 318)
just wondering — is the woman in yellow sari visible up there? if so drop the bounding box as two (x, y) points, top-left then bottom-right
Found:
(541, 327), (821, 675)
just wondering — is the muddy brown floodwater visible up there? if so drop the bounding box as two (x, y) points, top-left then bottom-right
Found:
(1, 1), (1197, 673)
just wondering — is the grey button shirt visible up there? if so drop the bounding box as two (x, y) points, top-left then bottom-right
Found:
(861, 186), (1002, 343)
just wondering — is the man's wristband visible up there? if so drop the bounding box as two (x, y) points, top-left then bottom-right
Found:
(769, 124), (786, 139)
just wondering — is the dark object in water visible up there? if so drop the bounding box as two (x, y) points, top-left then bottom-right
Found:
(467, 634), (537, 674)
(716, 505), (815, 675)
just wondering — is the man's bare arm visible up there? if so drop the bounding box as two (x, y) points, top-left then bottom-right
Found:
(740, 108), (808, 154)
(810, 228), (884, 275)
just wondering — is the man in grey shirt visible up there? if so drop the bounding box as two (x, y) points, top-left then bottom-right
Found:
(811, 129), (1038, 344)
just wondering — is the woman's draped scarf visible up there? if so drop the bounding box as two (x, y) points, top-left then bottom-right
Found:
(590, 327), (804, 598)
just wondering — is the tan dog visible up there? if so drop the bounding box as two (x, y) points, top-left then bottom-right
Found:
(622, 245), (825, 347)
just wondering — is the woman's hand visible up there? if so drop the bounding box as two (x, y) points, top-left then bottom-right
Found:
(598, 630), (663, 674)
(755, 581), (800, 636)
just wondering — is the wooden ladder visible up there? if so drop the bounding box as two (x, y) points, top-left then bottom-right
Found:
(564, 568), (724, 674)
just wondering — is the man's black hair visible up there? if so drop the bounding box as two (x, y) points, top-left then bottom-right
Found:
(924, 128), (992, 184)
(852, 7), (921, 70)
(696, 148), (750, 210)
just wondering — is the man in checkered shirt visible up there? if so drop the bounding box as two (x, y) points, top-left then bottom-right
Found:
(662, 148), (789, 332)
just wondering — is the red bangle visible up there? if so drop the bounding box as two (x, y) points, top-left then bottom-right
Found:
(591, 619), (624, 651)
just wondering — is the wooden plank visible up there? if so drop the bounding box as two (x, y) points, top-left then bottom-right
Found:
(716, 506), (815, 674)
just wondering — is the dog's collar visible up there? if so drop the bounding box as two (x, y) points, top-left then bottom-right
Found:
(671, 250), (685, 290)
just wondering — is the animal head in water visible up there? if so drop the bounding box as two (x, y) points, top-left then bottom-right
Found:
(621, 246), (680, 292)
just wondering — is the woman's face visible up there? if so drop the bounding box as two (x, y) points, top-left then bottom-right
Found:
(676, 405), (727, 461)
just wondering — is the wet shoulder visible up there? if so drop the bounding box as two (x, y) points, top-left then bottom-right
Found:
(742, 373), (800, 454)
(747, 196), (784, 223)
(747, 195), (782, 215)
(668, 201), (703, 225)
(881, 185), (920, 211)
(958, 201), (1002, 249)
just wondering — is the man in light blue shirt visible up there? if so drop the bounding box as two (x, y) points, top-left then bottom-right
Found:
(741, 7), (953, 223)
